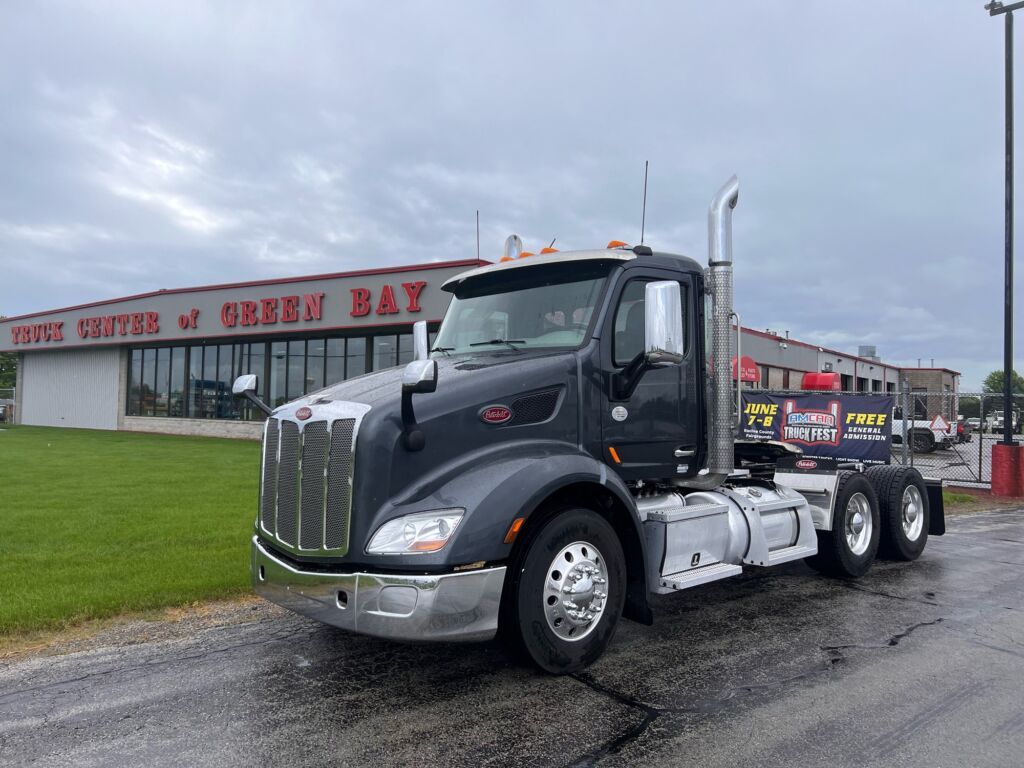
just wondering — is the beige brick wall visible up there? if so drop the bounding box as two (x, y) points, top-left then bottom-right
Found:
(122, 416), (262, 440)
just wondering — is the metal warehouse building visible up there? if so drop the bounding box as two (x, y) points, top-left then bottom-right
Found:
(1, 257), (958, 438)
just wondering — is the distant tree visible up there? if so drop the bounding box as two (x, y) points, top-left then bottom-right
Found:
(0, 351), (15, 389)
(982, 369), (1024, 395)
(958, 396), (980, 418)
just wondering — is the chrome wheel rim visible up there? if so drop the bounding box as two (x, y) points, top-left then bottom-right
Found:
(543, 541), (608, 642)
(902, 485), (924, 541)
(845, 492), (872, 556)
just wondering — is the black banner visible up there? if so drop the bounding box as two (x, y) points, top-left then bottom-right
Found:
(741, 392), (894, 465)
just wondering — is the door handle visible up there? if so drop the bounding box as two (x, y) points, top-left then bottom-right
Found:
(674, 448), (696, 458)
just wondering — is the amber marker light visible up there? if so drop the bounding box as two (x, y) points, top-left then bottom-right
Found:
(608, 446), (621, 464)
(540, 247), (559, 254)
(503, 517), (526, 544)
(607, 240), (628, 248)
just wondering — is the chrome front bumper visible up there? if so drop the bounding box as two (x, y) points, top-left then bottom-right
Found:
(251, 537), (506, 642)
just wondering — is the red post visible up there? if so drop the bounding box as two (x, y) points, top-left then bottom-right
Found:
(992, 442), (1023, 496)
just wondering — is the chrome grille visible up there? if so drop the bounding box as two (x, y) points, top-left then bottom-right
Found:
(326, 419), (355, 550)
(299, 422), (329, 549)
(260, 416), (355, 555)
(260, 419), (279, 532)
(276, 422), (300, 546)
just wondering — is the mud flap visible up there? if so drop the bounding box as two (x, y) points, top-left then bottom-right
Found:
(924, 478), (945, 536)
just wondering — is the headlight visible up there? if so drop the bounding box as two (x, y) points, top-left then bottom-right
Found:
(366, 509), (464, 555)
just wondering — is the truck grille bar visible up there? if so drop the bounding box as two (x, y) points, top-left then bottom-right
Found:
(260, 417), (355, 555)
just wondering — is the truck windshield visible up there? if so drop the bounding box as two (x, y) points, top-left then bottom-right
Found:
(434, 262), (611, 354)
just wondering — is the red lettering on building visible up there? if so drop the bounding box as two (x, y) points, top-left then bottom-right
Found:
(240, 301), (258, 326)
(303, 293), (324, 321)
(68, 313), (157, 340)
(375, 285), (399, 315)
(351, 288), (371, 317)
(260, 298), (278, 324)
(402, 281), (426, 312)
(221, 302), (238, 327)
(280, 295), (299, 323)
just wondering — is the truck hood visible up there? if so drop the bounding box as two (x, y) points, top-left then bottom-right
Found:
(287, 350), (575, 411)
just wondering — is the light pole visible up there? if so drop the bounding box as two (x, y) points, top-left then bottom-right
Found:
(986, 1), (1023, 446)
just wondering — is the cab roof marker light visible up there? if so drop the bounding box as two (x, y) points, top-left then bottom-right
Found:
(504, 234), (523, 260)
(518, 251), (536, 258)
(539, 247), (559, 254)
(607, 240), (629, 249)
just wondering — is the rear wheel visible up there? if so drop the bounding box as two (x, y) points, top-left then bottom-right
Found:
(502, 508), (626, 674)
(865, 465), (929, 561)
(807, 471), (880, 578)
(911, 429), (936, 453)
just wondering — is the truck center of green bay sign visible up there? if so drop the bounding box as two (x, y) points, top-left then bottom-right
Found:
(0, 260), (483, 437)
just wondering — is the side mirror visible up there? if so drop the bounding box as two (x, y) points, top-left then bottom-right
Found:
(644, 281), (685, 366)
(232, 373), (273, 416)
(402, 359), (438, 394)
(400, 359), (438, 451)
(413, 320), (429, 361)
(232, 373), (258, 396)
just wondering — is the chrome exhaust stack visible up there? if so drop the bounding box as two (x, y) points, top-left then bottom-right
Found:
(686, 175), (740, 489)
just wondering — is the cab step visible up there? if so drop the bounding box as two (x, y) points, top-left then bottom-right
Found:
(659, 561), (742, 591)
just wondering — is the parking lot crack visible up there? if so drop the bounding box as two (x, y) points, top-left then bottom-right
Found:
(821, 618), (944, 656)
(838, 582), (941, 606)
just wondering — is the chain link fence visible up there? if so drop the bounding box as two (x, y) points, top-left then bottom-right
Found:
(748, 388), (1016, 489)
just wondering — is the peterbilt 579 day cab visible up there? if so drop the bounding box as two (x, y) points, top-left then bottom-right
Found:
(235, 177), (944, 673)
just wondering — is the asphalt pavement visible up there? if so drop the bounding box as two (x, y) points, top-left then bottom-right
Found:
(1, 508), (1022, 767)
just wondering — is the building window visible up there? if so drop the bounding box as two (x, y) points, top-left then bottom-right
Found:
(169, 347), (186, 417)
(373, 335), (397, 370)
(125, 325), (432, 421)
(347, 337), (366, 377)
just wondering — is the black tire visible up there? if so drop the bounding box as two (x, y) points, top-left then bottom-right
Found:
(910, 429), (936, 454)
(865, 465), (929, 561)
(501, 508), (626, 674)
(806, 471), (880, 579)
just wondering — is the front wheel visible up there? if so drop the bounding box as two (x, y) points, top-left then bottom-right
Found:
(806, 471), (880, 579)
(503, 508), (626, 674)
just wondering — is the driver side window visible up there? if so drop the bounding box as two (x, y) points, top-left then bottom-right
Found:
(612, 279), (688, 366)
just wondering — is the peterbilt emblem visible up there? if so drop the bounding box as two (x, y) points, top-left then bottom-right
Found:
(748, 488), (762, 498)
(795, 459), (818, 470)
(480, 405), (512, 424)
(296, 407), (312, 421)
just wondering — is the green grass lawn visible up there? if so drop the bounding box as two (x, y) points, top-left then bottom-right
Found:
(0, 425), (260, 635)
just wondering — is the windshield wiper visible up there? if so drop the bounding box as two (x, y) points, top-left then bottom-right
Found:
(469, 338), (525, 351)
(430, 346), (455, 356)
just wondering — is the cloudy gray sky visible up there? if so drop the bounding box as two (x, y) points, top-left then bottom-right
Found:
(0, 1), (1014, 388)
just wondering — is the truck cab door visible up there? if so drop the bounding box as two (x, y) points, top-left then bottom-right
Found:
(600, 272), (703, 482)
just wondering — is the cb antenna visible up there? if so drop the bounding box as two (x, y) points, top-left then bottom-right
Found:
(475, 210), (480, 260)
(640, 160), (649, 245)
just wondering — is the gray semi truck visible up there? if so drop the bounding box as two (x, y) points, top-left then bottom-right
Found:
(235, 176), (944, 673)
